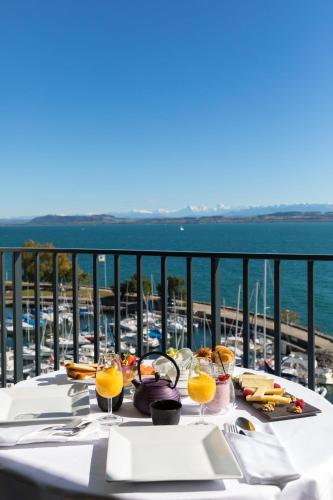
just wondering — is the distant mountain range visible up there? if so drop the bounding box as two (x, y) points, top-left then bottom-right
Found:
(1, 203), (333, 225)
(109, 203), (333, 219)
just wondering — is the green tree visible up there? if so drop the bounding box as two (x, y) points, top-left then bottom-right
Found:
(120, 273), (151, 298)
(157, 275), (185, 299)
(22, 240), (90, 285)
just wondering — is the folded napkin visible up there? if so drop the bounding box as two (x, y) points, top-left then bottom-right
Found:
(0, 420), (99, 447)
(225, 424), (300, 488)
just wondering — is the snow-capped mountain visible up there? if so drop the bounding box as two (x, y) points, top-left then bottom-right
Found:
(110, 203), (333, 219)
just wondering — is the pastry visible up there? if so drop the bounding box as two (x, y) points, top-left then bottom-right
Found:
(212, 345), (235, 365)
(196, 347), (212, 358)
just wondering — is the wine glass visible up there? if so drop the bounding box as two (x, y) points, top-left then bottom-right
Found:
(188, 357), (216, 424)
(96, 351), (124, 427)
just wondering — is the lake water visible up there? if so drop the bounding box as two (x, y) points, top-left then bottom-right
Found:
(1, 222), (333, 335)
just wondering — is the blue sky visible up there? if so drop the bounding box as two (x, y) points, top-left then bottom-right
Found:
(0, 0), (332, 216)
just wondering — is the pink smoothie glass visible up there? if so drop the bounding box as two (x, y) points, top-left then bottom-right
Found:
(206, 373), (235, 414)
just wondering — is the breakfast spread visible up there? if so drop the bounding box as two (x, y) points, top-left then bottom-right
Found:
(64, 346), (320, 421)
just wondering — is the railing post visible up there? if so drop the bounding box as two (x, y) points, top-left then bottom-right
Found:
(210, 257), (220, 349)
(274, 260), (281, 376)
(72, 253), (79, 362)
(186, 257), (193, 349)
(0, 253), (6, 387)
(136, 255), (143, 356)
(242, 259), (250, 368)
(53, 254), (59, 370)
(93, 255), (100, 363)
(114, 255), (120, 354)
(34, 252), (41, 375)
(13, 252), (23, 383)
(307, 261), (315, 390)
(160, 256), (167, 352)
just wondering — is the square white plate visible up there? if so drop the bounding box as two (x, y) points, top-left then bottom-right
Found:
(0, 383), (90, 424)
(106, 424), (242, 482)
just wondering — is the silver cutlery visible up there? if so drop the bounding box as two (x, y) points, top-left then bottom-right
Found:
(42, 420), (93, 435)
(235, 416), (256, 432)
(224, 422), (246, 435)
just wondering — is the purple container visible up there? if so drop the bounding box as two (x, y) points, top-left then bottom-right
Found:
(132, 351), (181, 416)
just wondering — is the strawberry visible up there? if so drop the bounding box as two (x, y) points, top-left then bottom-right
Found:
(243, 388), (254, 397)
(274, 383), (281, 389)
(295, 398), (305, 409)
(218, 374), (230, 382)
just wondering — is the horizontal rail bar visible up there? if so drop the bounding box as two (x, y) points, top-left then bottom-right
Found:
(1, 247), (333, 261)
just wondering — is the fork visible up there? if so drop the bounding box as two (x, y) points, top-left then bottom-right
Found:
(226, 423), (238, 434)
(42, 420), (93, 434)
(224, 422), (246, 435)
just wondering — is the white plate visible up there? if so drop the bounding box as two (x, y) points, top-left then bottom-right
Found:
(0, 383), (90, 424)
(106, 424), (242, 482)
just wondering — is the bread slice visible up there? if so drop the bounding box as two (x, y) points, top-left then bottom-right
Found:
(67, 369), (96, 380)
(65, 362), (97, 373)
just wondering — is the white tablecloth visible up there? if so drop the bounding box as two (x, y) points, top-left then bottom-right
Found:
(0, 369), (332, 500)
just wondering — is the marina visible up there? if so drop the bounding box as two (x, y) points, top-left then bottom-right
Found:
(1, 283), (333, 400)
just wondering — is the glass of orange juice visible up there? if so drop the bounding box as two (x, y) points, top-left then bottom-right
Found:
(96, 351), (124, 427)
(188, 357), (216, 424)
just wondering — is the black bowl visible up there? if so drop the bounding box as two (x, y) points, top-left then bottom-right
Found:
(150, 399), (182, 425)
(96, 388), (124, 412)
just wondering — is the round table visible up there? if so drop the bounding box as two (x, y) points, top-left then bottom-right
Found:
(0, 369), (332, 500)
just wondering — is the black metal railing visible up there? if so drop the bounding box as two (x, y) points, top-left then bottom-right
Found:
(0, 247), (332, 390)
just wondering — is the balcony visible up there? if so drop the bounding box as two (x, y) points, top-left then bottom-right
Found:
(1, 246), (333, 392)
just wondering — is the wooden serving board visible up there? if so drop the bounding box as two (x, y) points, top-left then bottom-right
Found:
(235, 386), (322, 421)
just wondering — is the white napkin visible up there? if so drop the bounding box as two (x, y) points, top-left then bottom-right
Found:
(225, 425), (300, 488)
(0, 421), (99, 447)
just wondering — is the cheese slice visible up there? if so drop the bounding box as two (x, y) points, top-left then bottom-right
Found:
(264, 388), (285, 396)
(240, 377), (274, 390)
(239, 373), (268, 384)
(246, 393), (291, 404)
(246, 385), (290, 404)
